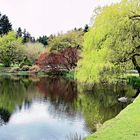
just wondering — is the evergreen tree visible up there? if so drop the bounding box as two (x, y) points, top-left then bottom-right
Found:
(23, 29), (31, 43)
(17, 28), (35, 43)
(30, 37), (36, 43)
(37, 35), (48, 46)
(83, 24), (89, 32)
(16, 27), (22, 38)
(0, 13), (12, 35)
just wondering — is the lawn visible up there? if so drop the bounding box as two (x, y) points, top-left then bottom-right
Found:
(84, 95), (140, 140)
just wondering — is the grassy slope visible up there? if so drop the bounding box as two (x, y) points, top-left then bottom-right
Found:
(84, 95), (140, 140)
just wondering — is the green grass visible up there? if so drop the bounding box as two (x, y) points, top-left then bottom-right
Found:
(84, 95), (140, 140)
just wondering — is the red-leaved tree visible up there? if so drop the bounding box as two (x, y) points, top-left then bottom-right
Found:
(61, 47), (78, 70)
(36, 47), (79, 72)
(36, 52), (48, 69)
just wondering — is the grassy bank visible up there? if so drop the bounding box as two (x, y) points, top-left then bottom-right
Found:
(84, 95), (140, 140)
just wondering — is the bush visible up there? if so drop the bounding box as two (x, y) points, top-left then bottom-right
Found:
(0, 32), (23, 67)
(36, 47), (79, 72)
(20, 42), (46, 63)
(48, 30), (84, 51)
(20, 57), (32, 68)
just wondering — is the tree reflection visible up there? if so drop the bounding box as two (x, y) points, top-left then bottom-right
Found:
(0, 75), (137, 134)
(66, 132), (82, 140)
(36, 77), (77, 102)
(0, 108), (11, 125)
(0, 76), (39, 113)
(0, 76), (26, 112)
(36, 77), (78, 118)
(76, 83), (136, 132)
(36, 77), (136, 132)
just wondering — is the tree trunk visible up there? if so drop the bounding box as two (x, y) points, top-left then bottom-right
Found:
(131, 56), (140, 76)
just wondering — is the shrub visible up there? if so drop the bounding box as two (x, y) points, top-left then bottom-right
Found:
(20, 57), (32, 68)
(20, 42), (46, 63)
(36, 52), (48, 69)
(0, 32), (23, 67)
(36, 47), (79, 72)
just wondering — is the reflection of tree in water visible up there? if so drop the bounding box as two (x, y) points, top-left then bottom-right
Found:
(0, 75), (138, 135)
(0, 76), (43, 127)
(36, 77), (77, 102)
(76, 83), (136, 132)
(17, 98), (32, 111)
(0, 76), (27, 112)
(66, 132), (82, 140)
(0, 76), (39, 115)
(0, 108), (11, 125)
(36, 77), (138, 132)
(36, 77), (78, 118)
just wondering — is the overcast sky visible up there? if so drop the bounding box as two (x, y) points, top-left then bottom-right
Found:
(0, 0), (120, 37)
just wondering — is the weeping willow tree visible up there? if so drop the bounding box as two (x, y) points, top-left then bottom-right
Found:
(77, 0), (140, 83)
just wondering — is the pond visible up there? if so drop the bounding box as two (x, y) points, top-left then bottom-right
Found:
(0, 75), (137, 140)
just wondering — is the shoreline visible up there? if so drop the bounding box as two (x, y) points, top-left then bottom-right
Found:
(84, 95), (140, 140)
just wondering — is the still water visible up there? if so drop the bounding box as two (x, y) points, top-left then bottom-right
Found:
(0, 75), (137, 140)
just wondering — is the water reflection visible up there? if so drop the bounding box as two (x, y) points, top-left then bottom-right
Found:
(36, 77), (78, 118)
(0, 76), (136, 140)
(0, 108), (11, 126)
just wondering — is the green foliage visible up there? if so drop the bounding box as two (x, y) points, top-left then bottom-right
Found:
(16, 28), (35, 43)
(48, 30), (84, 51)
(0, 13), (12, 35)
(77, 0), (140, 83)
(20, 42), (46, 63)
(0, 32), (23, 67)
(16, 27), (22, 37)
(128, 76), (140, 88)
(20, 57), (32, 68)
(37, 35), (48, 46)
(0, 36), (44, 67)
(63, 71), (75, 79)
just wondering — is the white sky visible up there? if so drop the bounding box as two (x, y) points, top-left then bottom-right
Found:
(0, 0), (120, 37)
